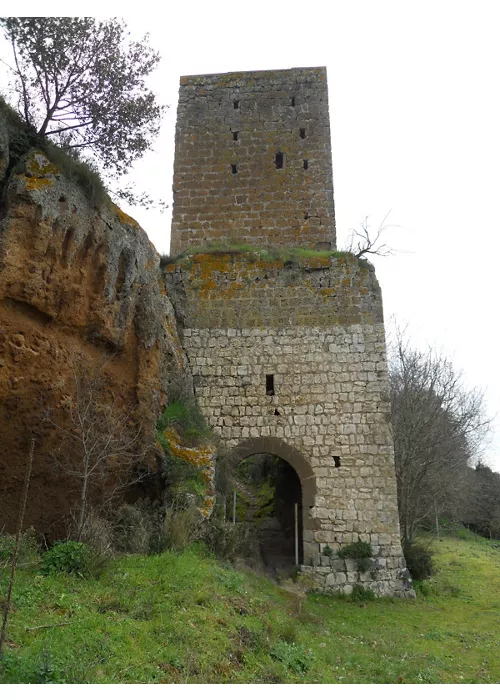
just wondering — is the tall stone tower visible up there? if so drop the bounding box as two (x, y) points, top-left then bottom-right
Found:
(171, 68), (335, 254)
(166, 67), (413, 597)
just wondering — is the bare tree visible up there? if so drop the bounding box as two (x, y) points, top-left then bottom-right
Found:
(47, 359), (147, 540)
(388, 329), (491, 542)
(347, 212), (396, 259)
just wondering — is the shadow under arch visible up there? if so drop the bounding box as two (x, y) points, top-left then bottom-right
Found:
(226, 437), (319, 555)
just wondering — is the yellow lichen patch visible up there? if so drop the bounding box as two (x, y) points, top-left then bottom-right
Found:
(25, 151), (60, 178)
(114, 205), (139, 228)
(163, 427), (214, 468)
(23, 176), (53, 191)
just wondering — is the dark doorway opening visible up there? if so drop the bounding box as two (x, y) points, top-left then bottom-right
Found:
(232, 454), (303, 577)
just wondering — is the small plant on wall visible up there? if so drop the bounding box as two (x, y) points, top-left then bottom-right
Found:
(338, 541), (373, 572)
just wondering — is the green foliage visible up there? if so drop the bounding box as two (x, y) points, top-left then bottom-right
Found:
(322, 544), (334, 557)
(403, 541), (434, 581)
(337, 541), (373, 560)
(270, 641), (314, 674)
(350, 583), (376, 603)
(40, 541), (106, 578)
(157, 400), (210, 444)
(1, 17), (163, 177)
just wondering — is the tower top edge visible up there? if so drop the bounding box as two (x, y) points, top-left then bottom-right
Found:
(179, 66), (328, 87)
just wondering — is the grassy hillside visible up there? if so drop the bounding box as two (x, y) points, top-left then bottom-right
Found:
(1, 529), (500, 683)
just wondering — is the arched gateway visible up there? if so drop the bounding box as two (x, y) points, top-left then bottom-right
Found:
(227, 437), (318, 565)
(165, 67), (414, 597)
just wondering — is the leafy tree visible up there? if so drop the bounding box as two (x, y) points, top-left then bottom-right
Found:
(0, 17), (163, 178)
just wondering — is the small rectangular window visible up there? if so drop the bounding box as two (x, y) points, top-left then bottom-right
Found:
(303, 159), (308, 170)
(231, 164), (238, 174)
(299, 128), (306, 139)
(275, 152), (283, 169)
(291, 97), (296, 107)
(333, 456), (341, 468)
(233, 131), (239, 141)
(266, 374), (275, 396)
(233, 100), (239, 109)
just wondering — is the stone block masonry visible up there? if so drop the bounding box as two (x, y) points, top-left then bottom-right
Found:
(171, 68), (336, 254)
(168, 66), (413, 597)
(165, 253), (414, 597)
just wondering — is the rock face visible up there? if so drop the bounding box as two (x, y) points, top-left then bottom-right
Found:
(0, 116), (191, 536)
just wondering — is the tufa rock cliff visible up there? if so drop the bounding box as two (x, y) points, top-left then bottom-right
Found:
(0, 110), (192, 536)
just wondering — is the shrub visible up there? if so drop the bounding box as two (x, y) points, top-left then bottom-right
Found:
(269, 641), (314, 675)
(403, 541), (434, 580)
(337, 541), (373, 560)
(159, 503), (202, 553)
(77, 510), (113, 557)
(203, 519), (257, 562)
(40, 541), (107, 578)
(112, 503), (153, 554)
(350, 583), (376, 603)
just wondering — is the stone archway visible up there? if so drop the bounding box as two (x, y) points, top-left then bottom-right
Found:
(226, 437), (318, 565)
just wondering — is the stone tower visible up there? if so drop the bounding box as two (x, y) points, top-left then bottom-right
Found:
(166, 67), (413, 597)
(171, 68), (335, 254)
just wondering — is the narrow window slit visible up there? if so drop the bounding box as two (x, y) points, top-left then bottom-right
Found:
(299, 128), (306, 139)
(266, 374), (275, 396)
(333, 456), (341, 468)
(303, 159), (308, 170)
(304, 212), (309, 220)
(291, 97), (296, 107)
(231, 164), (238, 174)
(233, 100), (239, 109)
(233, 131), (239, 141)
(275, 152), (283, 169)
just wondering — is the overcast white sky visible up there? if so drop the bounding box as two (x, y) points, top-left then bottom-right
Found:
(5, 1), (500, 469)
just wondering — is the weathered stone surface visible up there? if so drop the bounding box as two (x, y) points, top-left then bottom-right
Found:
(166, 66), (413, 598)
(0, 129), (192, 535)
(171, 67), (336, 253)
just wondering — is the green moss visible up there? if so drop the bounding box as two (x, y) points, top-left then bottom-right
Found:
(156, 400), (211, 443)
(169, 242), (361, 269)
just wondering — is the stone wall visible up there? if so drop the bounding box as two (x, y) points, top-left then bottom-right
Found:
(165, 253), (414, 597)
(171, 68), (336, 254)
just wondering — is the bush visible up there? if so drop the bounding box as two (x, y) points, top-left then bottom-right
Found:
(337, 541), (373, 560)
(77, 510), (113, 557)
(40, 541), (107, 578)
(403, 541), (434, 580)
(350, 583), (376, 603)
(159, 503), (202, 553)
(112, 503), (153, 554)
(203, 519), (257, 562)
(269, 641), (314, 675)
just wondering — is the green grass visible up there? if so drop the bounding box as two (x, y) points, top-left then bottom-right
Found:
(1, 533), (500, 683)
(165, 241), (361, 268)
